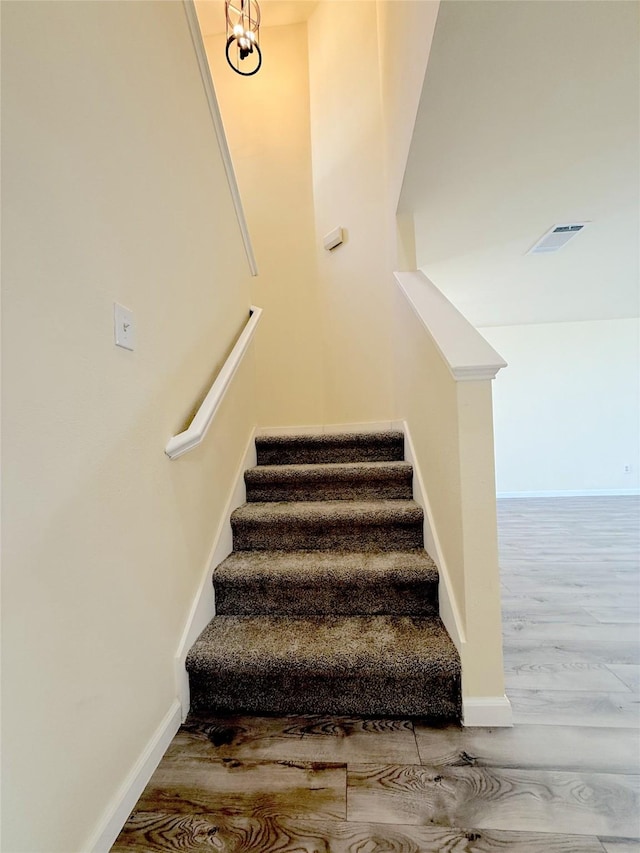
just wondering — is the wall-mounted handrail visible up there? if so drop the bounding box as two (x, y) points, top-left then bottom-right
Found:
(182, 0), (258, 277)
(394, 271), (507, 381)
(166, 306), (263, 460)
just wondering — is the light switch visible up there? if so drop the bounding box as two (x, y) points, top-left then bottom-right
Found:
(114, 303), (135, 351)
(323, 226), (344, 251)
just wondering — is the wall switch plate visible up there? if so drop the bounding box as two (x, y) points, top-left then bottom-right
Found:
(114, 303), (135, 351)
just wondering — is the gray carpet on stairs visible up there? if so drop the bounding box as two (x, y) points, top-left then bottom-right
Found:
(245, 461), (413, 502)
(187, 430), (462, 721)
(255, 430), (404, 465)
(188, 615), (460, 717)
(213, 550), (439, 616)
(231, 500), (424, 551)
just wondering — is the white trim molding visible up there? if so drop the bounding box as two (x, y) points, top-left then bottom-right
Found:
(463, 695), (513, 727)
(166, 307), (263, 460)
(86, 700), (182, 853)
(394, 270), (507, 382)
(174, 426), (258, 717)
(498, 489), (640, 498)
(182, 0), (258, 276)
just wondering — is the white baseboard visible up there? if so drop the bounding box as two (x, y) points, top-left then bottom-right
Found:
(86, 699), (182, 853)
(401, 421), (466, 651)
(173, 426), (257, 718)
(463, 694), (513, 727)
(255, 420), (403, 436)
(498, 489), (640, 498)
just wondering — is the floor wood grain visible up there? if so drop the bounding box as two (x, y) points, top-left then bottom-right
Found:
(414, 723), (640, 774)
(504, 661), (633, 692)
(503, 640), (640, 667)
(507, 685), (640, 729)
(501, 604), (600, 624)
(599, 840), (640, 853)
(584, 606), (640, 624)
(502, 622), (639, 644)
(111, 496), (640, 852)
(346, 763), (640, 836)
(135, 756), (346, 821)
(607, 665), (640, 692)
(112, 812), (610, 852)
(168, 715), (421, 765)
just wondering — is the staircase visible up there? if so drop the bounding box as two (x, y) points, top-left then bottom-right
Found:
(186, 430), (461, 720)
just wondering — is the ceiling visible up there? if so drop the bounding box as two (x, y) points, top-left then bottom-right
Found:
(399, 0), (639, 328)
(195, 0), (318, 37)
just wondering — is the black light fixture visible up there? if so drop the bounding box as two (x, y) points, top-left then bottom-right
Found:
(225, 0), (262, 76)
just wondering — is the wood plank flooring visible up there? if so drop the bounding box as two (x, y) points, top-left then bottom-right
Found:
(112, 496), (640, 852)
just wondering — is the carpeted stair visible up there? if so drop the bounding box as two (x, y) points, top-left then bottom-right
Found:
(186, 430), (461, 720)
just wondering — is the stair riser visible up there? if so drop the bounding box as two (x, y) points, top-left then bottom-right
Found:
(231, 519), (424, 552)
(256, 438), (404, 466)
(188, 672), (461, 719)
(245, 477), (413, 503)
(215, 582), (439, 617)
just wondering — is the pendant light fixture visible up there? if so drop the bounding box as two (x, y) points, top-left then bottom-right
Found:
(225, 0), (262, 76)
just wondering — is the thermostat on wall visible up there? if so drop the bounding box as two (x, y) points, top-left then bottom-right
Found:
(323, 227), (344, 251)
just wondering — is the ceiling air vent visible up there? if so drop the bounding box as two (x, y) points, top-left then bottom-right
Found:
(527, 222), (590, 255)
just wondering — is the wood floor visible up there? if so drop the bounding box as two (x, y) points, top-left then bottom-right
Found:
(112, 496), (640, 852)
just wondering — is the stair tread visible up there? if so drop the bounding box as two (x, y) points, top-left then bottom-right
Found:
(246, 460), (412, 478)
(215, 549), (438, 583)
(187, 615), (459, 677)
(232, 499), (423, 523)
(245, 461), (413, 502)
(256, 431), (404, 464)
(256, 430), (404, 446)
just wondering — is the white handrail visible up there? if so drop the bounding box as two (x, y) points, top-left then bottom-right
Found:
(165, 306), (263, 459)
(394, 271), (507, 381)
(182, 0), (258, 277)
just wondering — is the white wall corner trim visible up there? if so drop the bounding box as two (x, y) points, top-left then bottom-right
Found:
(401, 421), (466, 649)
(463, 695), (513, 727)
(498, 489), (640, 498)
(394, 271), (507, 382)
(166, 307), (262, 460)
(86, 699), (182, 853)
(182, 0), (258, 276)
(174, 426), (257, 717)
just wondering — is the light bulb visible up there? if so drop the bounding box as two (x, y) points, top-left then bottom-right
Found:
(233, 24), (244, 36)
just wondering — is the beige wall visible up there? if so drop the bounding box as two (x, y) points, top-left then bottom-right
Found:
(307, 1), (395, 423)
(393, 293), (505, 699)
(1, 2), (258, 850)
(204, 22), (325, 427)
(199, 0), (442, 428)
(377, 0), (439, 215)
(393, 295), (466, 620)
(303, 0), (441, 422)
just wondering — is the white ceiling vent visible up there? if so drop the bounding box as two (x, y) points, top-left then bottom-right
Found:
(527, 222), (590, 255)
